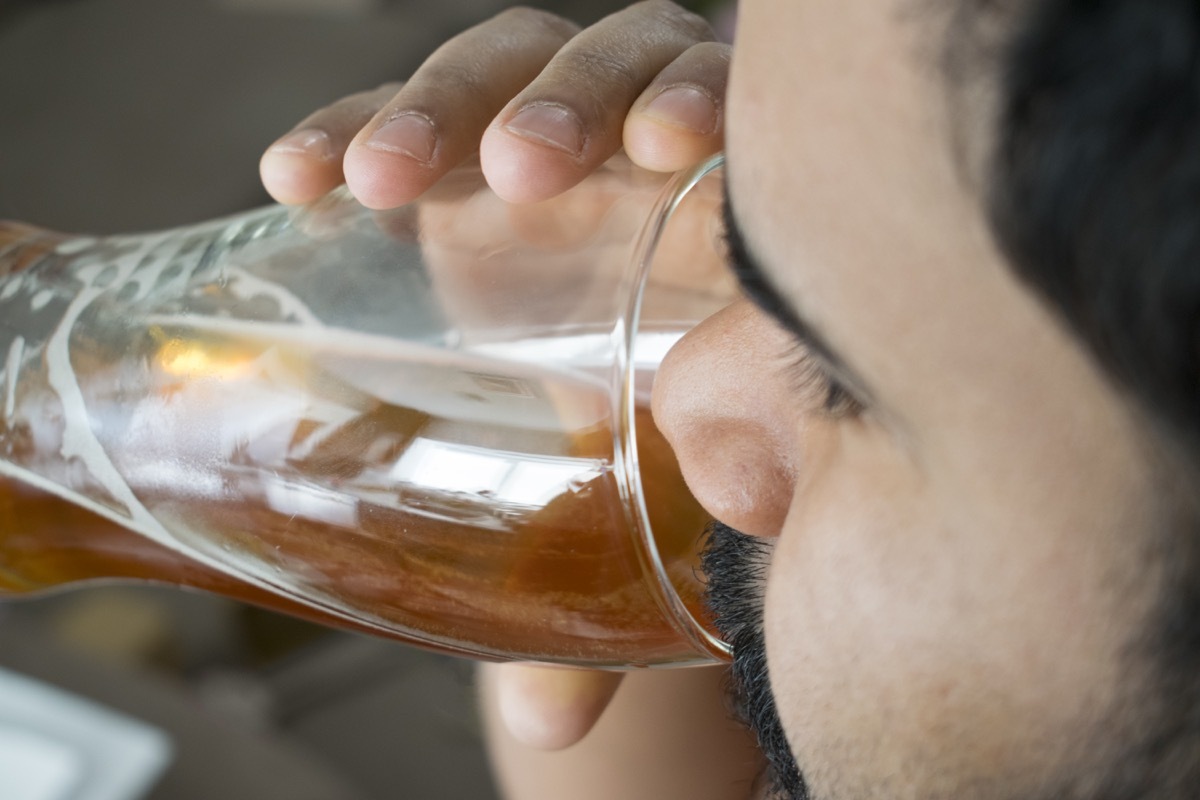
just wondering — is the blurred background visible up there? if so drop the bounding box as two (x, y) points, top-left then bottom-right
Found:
(0, 0), (730, 798)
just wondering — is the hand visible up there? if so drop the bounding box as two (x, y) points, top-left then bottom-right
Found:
(259, 0), (728, 208)
(480, 662), (765, 800)
(483, 663), (626, 750)
(260, 0), (730, 752)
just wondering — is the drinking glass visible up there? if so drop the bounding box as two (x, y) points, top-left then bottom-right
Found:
(0, 154), (734, 667)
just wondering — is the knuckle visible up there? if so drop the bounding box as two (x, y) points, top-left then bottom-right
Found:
(632, 0), (713, 42)
(493, 6), (578, 40)
(337, 83), (398, 109)
(690, 41), (732, 62)
(414, 60), (493, 107)
(373, 80), (406, 95)
(572, 47), (645, 87)
(328, 88), (397, 119)
(681, 41), (732, 74)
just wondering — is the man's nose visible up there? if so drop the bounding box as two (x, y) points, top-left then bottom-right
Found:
(651, 300), (800, 538)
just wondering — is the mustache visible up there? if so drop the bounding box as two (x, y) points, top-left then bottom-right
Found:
(701, 519), (810, 800)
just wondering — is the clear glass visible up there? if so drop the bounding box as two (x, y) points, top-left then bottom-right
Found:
(0, 155), (734, 667)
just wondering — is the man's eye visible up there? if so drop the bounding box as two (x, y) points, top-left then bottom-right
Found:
(781, 345), (866, 419)
(822, 378), (865, 418)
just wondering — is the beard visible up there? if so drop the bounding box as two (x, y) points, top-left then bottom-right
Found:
(700, 518), (1200, 800)
(701, 520), (809, 800)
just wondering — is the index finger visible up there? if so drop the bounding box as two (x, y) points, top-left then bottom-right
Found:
(342, 8), (580, 209)
(480, 0), (717, 203)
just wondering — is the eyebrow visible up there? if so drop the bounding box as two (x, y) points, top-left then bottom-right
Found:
(721, 186), (875, 403)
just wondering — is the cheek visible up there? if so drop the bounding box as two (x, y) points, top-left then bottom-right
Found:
(761, 429), (1146, 795)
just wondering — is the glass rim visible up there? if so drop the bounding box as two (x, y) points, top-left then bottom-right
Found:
(619, 153), (732, 664)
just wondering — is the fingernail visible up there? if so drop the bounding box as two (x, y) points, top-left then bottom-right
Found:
(365, 113), (437, 164)
(503, 103), (586, 157)
(269, 128), (335, 160)
(644, 86), (718, 135)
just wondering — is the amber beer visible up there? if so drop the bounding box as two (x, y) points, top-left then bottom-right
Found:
(0, 154), (732, 666)
(0, 319), (718, 666)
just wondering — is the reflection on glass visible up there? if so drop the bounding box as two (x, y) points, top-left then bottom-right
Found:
(0, 156), (732, 666)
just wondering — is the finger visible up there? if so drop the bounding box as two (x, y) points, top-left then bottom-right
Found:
(480, 0), (715, 203)
(624, 41), (730, 172)
(488, 663), (625, 750)
(260, 83), (403, 205)
(343, 8), (580, 210)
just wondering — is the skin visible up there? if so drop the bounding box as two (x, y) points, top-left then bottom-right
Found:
(260, 1), (735, 765)
(261, 2), (1171, 797)
(699, 4), (1165, 796)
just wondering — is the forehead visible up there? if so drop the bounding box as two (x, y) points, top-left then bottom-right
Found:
(727, 0), (996, 401)
(726, 1), (1139, 451)
(727, 0), (963, 275)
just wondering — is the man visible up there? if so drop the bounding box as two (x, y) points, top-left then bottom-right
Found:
(259, 1), (1200, 797)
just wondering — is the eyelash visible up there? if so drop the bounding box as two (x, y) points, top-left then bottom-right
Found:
(718, 216), (866, 420)
(780, 344), (866, 419)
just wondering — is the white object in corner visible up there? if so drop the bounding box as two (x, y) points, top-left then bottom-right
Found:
(0, 667), (172, 800)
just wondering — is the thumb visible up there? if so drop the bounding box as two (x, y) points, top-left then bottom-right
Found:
(483, 663), (625, 750)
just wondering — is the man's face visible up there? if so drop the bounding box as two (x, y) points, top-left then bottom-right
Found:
(653, 1), (1170, 797)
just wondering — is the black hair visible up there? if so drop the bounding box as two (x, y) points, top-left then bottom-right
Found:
(700, 520), (809, 799)
(988, 0), (1200, 465)
(983, 0), (1200, 792)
